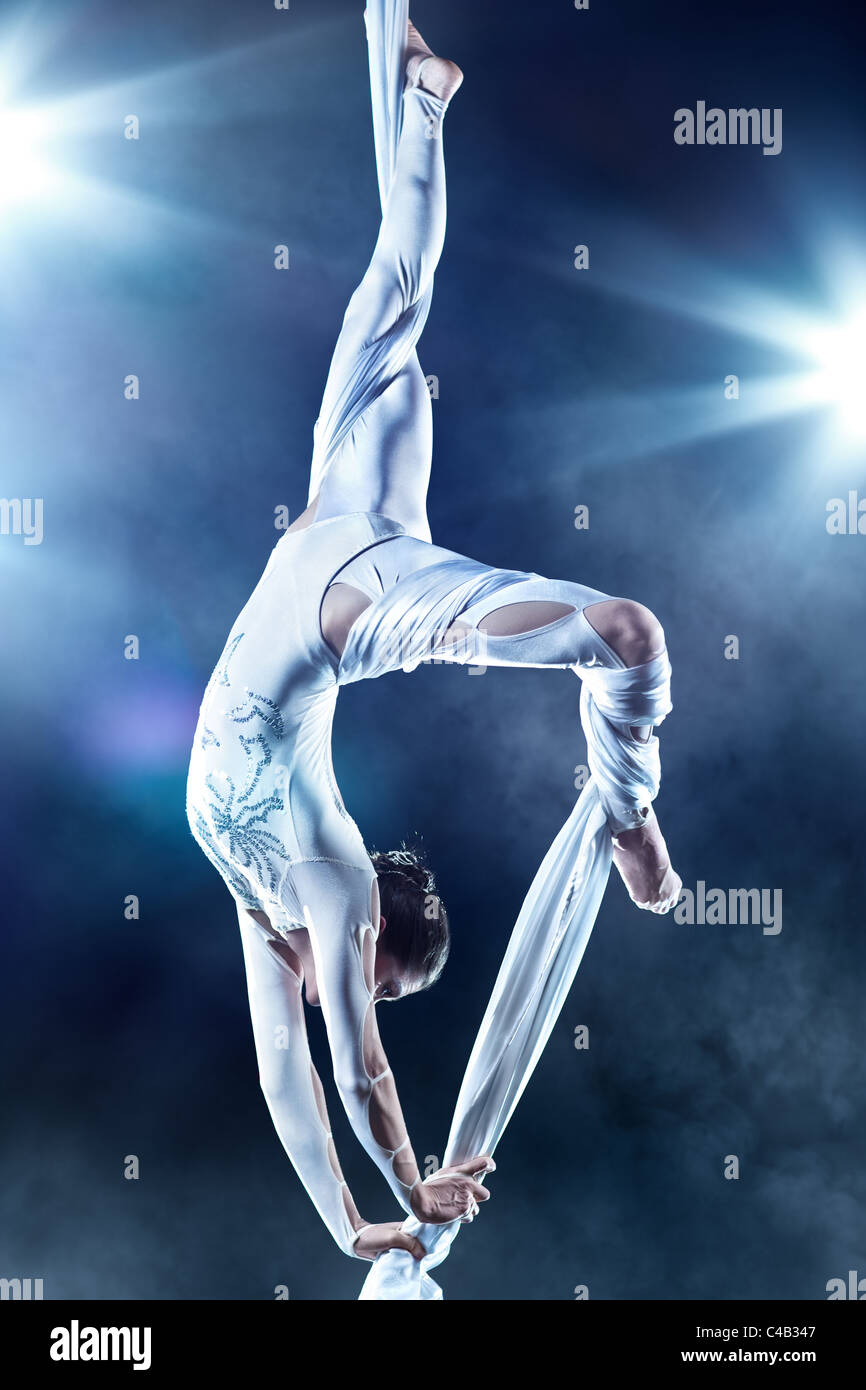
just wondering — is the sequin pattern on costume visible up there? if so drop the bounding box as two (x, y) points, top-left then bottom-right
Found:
(189, 631), (293, 905)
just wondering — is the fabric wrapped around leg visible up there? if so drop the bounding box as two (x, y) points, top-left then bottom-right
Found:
(338, 559), (672, 1300)
(579, 655), (673, 834)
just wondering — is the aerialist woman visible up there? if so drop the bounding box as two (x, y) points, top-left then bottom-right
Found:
(186, 3), (681, 1299)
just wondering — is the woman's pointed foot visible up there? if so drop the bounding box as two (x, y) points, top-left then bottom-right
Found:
(612, 809), (683, 914)
(406, 19), (463, 102)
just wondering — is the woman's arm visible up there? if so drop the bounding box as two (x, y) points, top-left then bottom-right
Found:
(289, 859), (491, 1226)
(237, 906), (426, 1259)
(236, 907), (364, 1254)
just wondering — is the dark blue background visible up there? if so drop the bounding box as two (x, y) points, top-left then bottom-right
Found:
(2, 0), (865, 1299)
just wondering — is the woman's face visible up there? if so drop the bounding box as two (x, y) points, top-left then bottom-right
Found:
(299, 916), (423, 1007)
(373, 930), (423, 1003)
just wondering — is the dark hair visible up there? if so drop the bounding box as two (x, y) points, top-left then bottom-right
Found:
(369, 844), (450, 991)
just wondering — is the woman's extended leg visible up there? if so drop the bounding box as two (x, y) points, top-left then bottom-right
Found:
(308, 25), (462, 539)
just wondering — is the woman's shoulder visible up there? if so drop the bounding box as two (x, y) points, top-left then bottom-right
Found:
(286, 856), (379, 927)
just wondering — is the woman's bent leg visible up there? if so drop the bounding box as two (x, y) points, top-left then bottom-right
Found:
(444, 581), (680, 912)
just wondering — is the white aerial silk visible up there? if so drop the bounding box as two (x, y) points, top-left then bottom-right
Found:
(343, 561), (671, 1300)
(339, 553), (672, 1300)
(346, 0), (674, 1301)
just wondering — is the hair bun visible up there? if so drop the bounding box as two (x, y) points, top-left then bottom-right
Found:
(370, 846), (435, 895)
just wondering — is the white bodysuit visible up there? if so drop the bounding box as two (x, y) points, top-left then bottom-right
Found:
(186, 0), (673, 1296)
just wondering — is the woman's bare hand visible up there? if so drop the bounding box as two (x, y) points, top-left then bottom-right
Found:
(352, 1222), (426, 1262)
(410, 1155), (495, 1225)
